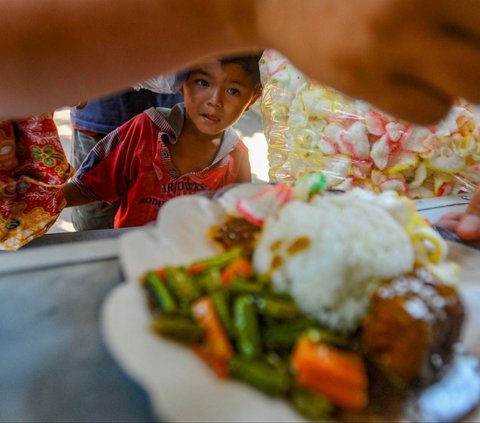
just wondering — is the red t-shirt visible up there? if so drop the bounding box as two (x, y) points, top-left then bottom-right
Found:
(71, 105), (251, 228)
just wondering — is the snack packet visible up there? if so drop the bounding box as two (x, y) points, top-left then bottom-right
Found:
(0, 114), (74, 250)
(260, 50), (480, 198)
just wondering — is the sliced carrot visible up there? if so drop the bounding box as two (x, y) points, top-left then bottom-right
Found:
(155, 268), (167, 279)
(220, 258), (253, 286)
(292, 337), (368, 410)
(292, 338), (367, 388)
(296, 367), (367, 410)
(192, 345), (229, 379)
(192, 297), (233, 361)
(187, 263), (208, 275)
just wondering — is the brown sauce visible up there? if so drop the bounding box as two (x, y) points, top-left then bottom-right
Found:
(211, 217), (261, 257)
(270, 255), (283, 271)
(270, 239), (283, 253)
(287, 236), (311, 255)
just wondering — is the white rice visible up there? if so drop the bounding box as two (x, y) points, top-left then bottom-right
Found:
(252, 192), (415, 332)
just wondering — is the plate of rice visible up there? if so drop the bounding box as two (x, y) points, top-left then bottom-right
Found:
(101, 180), (480, 422)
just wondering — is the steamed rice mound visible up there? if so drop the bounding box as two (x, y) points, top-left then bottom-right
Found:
(252, 194), (415, 332)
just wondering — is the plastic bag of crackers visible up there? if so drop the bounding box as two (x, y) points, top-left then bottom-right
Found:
(0, 114), (73, 250)
(260, 50), (480, 198)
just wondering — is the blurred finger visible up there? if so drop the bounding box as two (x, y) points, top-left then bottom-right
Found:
(436, 216), (460, 232)
(457, 214), (480, 241)
(364, 73), (452, 125)
(439, 211), (465, 221)
(437, 0), (480, 44)
(466, 186), (480, 216)
(402, 32), (480, 105)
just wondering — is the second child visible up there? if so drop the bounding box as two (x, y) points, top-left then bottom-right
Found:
(62, 54), (262, 228)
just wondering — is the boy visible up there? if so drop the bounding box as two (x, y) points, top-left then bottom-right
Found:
(62, 54), (262, 228)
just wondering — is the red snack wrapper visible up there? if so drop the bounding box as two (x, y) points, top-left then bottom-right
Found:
(0, 114), (74, 250)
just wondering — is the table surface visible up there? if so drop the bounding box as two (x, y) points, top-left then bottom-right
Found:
(0, 196), (477, 423)
(0, 230), (156, 422)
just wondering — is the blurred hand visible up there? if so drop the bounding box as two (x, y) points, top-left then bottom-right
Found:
(437, 187), (480, 247)
(2, 0), (480, 123)
(259, 0), (480, 125)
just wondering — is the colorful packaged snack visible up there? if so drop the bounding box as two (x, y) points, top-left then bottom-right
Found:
(260, 50), (480, 198)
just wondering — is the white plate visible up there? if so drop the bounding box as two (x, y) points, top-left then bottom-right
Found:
(101, 282), (304, 422)
(102, 193), (305, 422)
(101, 192), (480, 422)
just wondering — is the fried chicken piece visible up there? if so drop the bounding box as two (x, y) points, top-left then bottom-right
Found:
(361, 269), (464, 387)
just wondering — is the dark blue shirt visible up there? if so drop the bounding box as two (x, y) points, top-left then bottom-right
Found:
(70, 89), (183, 135)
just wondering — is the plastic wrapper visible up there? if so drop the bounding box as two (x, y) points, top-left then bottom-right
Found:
(260, 50), (480, 198)
(0, 114), (74, 250)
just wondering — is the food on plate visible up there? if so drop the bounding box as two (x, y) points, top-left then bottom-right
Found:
(211, 217), (260, 258)
(253, 191), (415, 332)
(362, 269), (464, 387)
(139, 181), (470, 421)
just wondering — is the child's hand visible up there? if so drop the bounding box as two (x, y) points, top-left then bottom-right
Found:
(437, 187), (480, 247)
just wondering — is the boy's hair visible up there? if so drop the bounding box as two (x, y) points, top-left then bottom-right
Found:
(219, 52), (263, 91)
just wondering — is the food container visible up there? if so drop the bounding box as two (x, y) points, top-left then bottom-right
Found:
(260, 50), (480, 198)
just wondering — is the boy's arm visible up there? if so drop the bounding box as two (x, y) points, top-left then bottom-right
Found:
(236, 144), (252, 183)
(1, 0), (480, 125)
(62, 182), (98, 208)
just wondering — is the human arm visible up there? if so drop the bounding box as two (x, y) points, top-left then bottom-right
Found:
(436, 186), (480, 247)
(237, 149), (252, 184)
(62, 182), (98, 207)
(1, 0), (480, 125)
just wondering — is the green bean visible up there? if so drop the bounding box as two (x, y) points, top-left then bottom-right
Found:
(197, 267), (222, 292)
(151, 314), (202, 344)
(254, 273), (272, 290)
(229, 277), (265, 295)
(233, 295), (262, 359)
(145, 272), (177, 313)
(264, 351), (290, 374)
(306, 328), (351, 348)
(228, 356), (290, 396)
(164, 267), (202, 306)
(290, 387), (334, 420)
(263, 317), (319, 350)
(254, 294), (299, 319)
(209, 290), (234, 337)
(190, 246), (244, 270)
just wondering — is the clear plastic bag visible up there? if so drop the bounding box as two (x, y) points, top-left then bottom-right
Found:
(260, 50), (480, 198)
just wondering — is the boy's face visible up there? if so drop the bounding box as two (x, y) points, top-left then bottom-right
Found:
(182, 58), (260, 136)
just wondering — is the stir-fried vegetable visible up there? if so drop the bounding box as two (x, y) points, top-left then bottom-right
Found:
(292, 337), (368, 410)
(140, 248), (368, 420)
